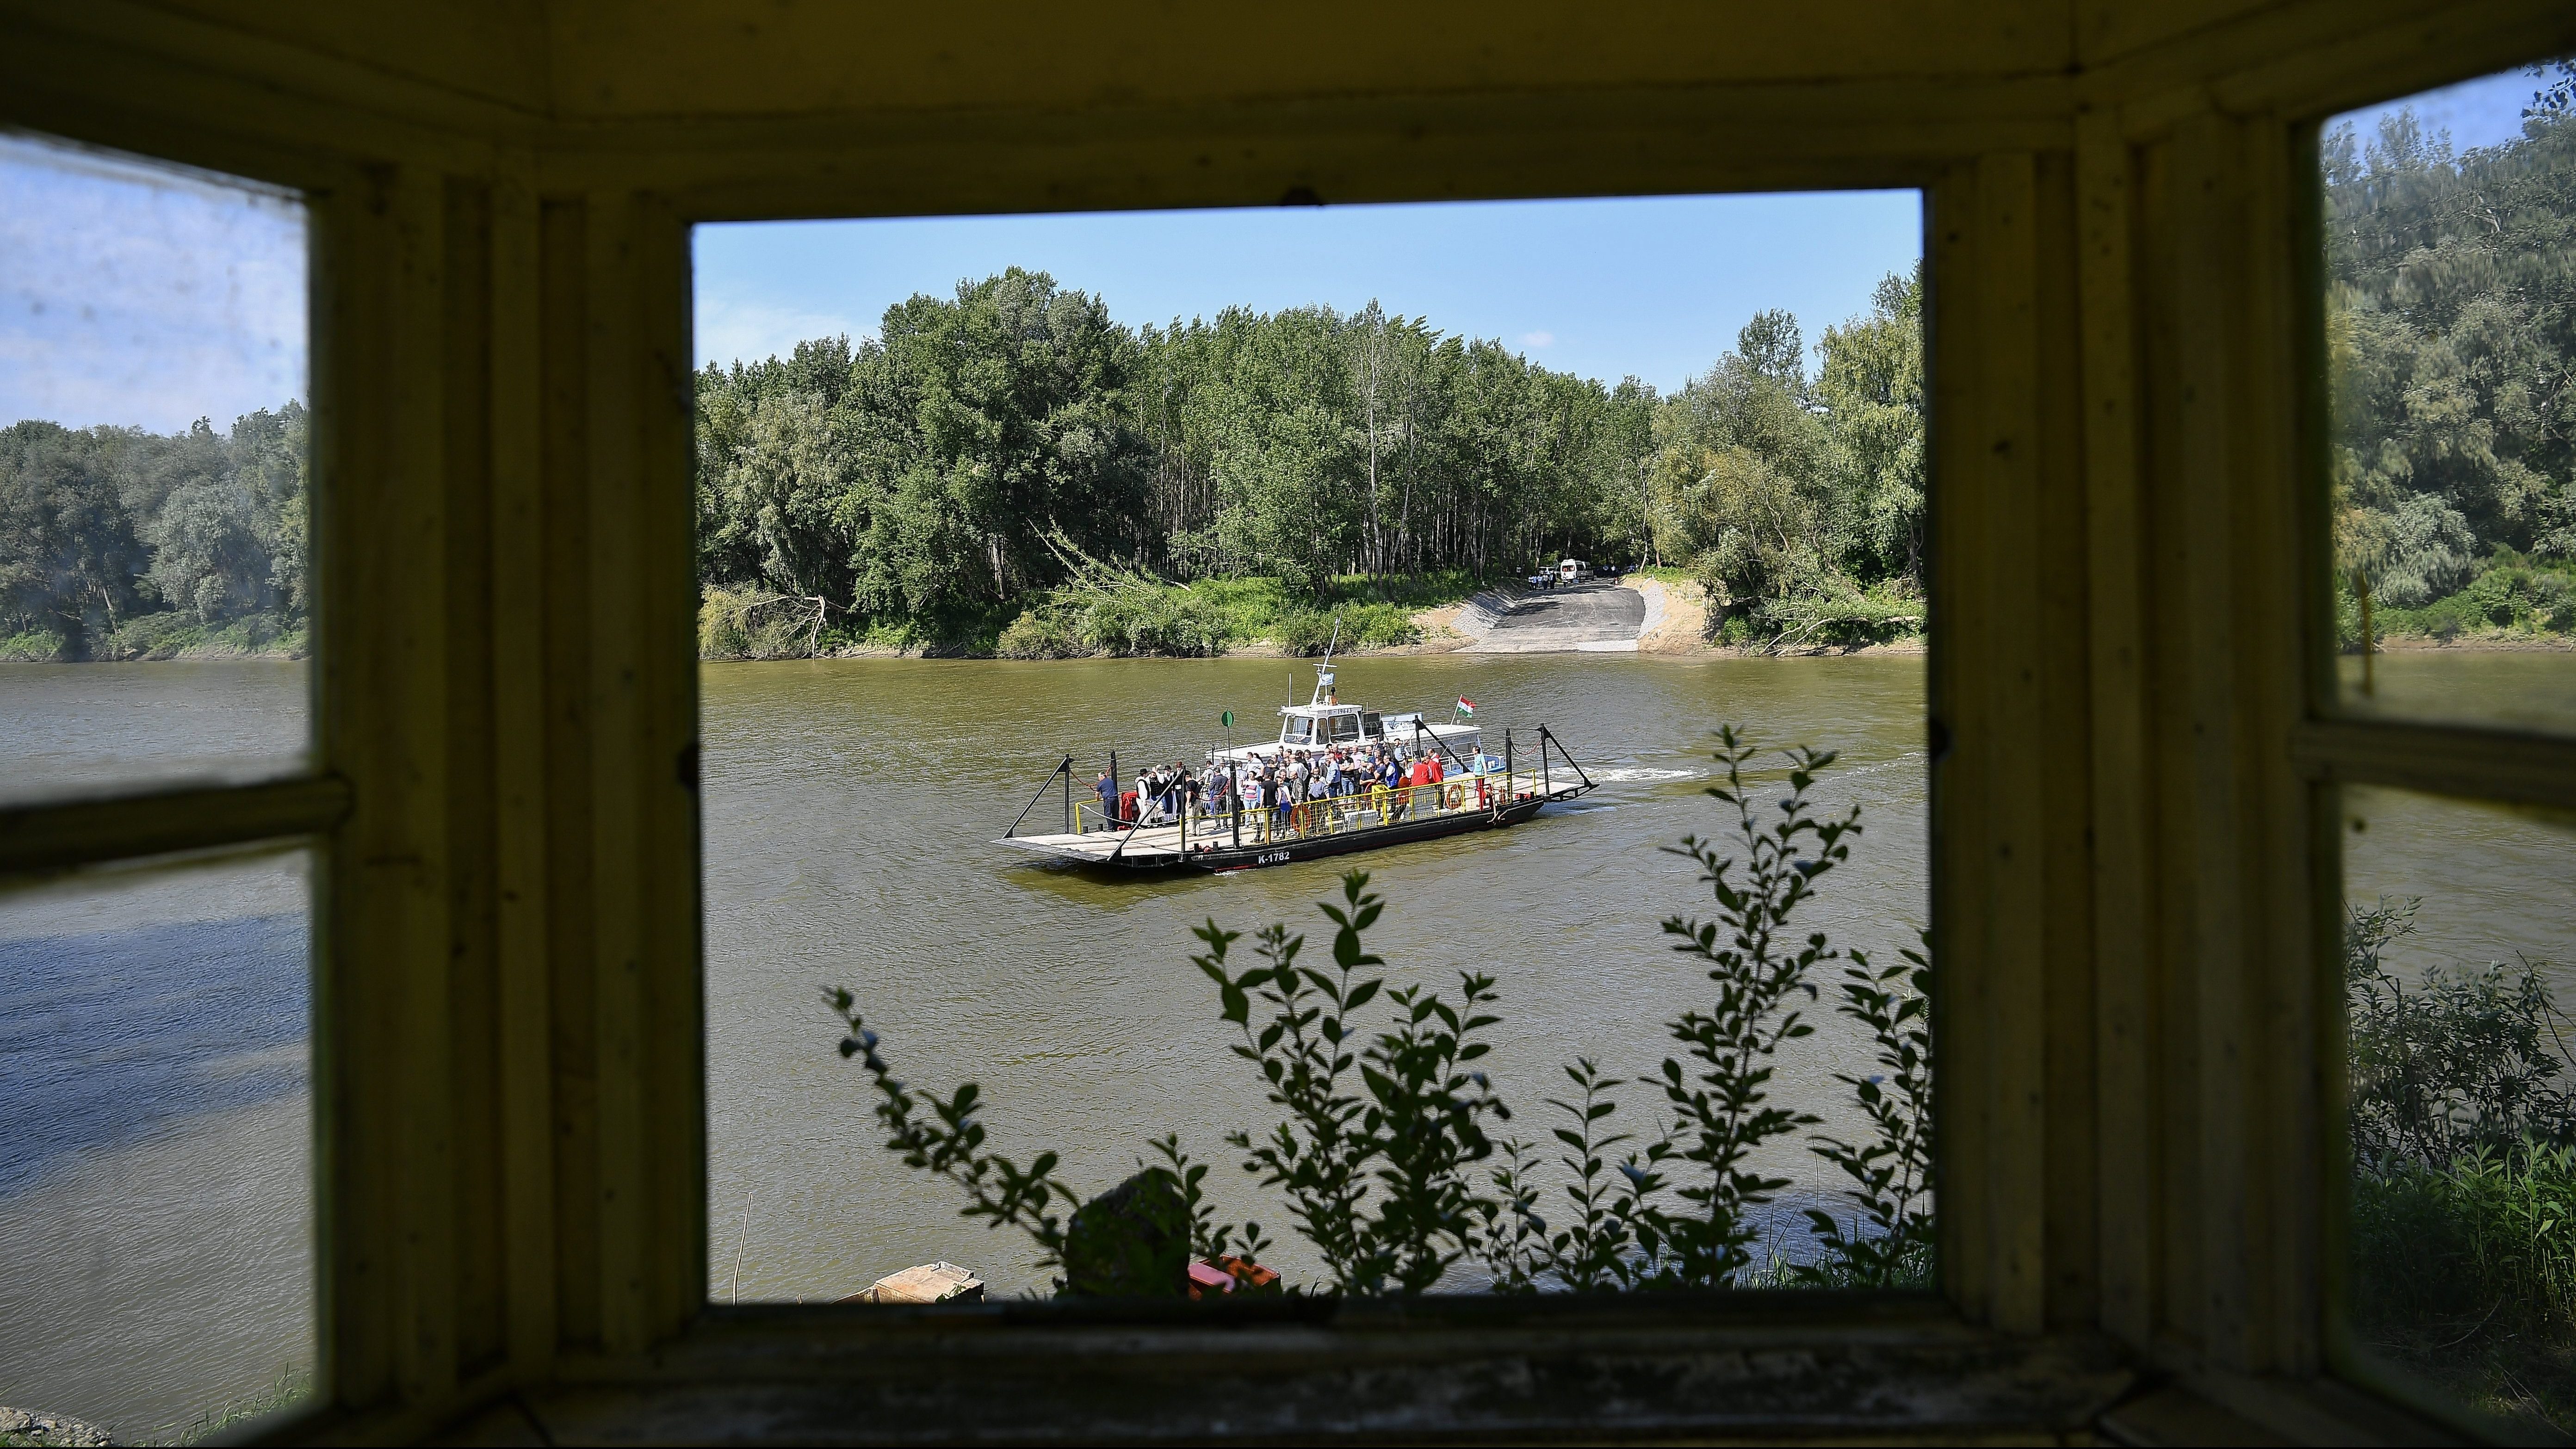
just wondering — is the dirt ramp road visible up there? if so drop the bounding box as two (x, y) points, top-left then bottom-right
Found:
(1465, 582), (1645, 653)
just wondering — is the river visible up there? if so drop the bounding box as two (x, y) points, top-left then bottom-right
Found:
(701, 652), (1931, 1302)
(1, 650), (2570, 1434)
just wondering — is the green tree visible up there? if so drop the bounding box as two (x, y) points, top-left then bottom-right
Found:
(2325, 104), (2576, 596)
(1814, 266), (1926, 583)
(0, 421), (153, 653)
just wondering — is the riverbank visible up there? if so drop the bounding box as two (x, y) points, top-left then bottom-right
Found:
(0, 613), (306, 664)
(2360, 632), (2576, 652)
(702, 573), (1484, 661)
(1629, 574), (1926, 659)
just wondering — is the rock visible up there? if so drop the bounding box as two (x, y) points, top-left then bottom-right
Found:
(0, 1407), (112, 1447)
(1060, 1170), (1189, 1297)
(841, 1261), (985, 1305)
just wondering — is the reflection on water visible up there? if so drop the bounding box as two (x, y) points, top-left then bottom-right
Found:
(2336, 648), (2576, 737)
(2, 914), (305, 1195)
(2342, 787), (2576, 998)
(0, 661), (309, 806)
(0, 850), (310, 1439)
(703, 653), (1931, 1299)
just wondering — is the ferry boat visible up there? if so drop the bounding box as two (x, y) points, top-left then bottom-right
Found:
(996, 647), (1596, 872)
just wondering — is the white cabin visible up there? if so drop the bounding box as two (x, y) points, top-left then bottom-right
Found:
(1211, 702), (1484, 770)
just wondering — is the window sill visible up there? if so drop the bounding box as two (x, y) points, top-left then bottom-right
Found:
(436, 1293), (2143, 1443)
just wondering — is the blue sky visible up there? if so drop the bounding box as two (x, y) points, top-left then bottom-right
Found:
(0, 133), (305, 435)
(0, 60), (2559, 434)
(694, 192), (1924, 396)
(2336, 63), (2551, 155)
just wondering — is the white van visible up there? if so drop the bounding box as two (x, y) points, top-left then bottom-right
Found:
(1557, 558), (1590, 584)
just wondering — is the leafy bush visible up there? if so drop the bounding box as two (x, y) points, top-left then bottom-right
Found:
(824, 726), (1935, 1299)
(2345, 896), (2576, 1428)
(97, 610), (301, 661)
(996, 607), (1088, 660)
(700, 584), (827, 658)
(2373, 556), (2576, 640)
(2347, 899), (2575, 1165)
(1082, 587), (1232, 657)
(0, 627), (69, 662)
(1270, 609), (1338, 656)
(1195, 875), (1506, 1293)
(1758, 578), (1923, 650)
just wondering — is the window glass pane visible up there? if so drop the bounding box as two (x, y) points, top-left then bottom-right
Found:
(0, 132), (310, 802)
(697, 195), (1935, 1303)
(2322, 62), (2576, 736)
(2341, 783), (2576, 1430)
(0, 849), (313, 1442)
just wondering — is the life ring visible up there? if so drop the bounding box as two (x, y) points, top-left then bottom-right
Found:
(1445, 783), (1465, 811)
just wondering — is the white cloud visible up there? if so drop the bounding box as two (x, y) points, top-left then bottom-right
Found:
(1, 133), (306, 433)
(693, 292), (870, 370)
(1520, 330), (1555, 349)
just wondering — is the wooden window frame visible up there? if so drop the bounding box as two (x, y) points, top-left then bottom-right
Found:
(6, 3), (2575, 1441)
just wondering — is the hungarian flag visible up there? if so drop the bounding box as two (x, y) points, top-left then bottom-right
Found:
(1455, 697), (1475, 719)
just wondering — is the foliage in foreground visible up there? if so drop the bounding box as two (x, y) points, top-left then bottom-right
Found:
(824, 726), (1934, 1296)
(2345, 896), (2576, 1430)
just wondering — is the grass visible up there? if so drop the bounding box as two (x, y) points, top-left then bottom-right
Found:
(98, 611), (307, 662)
(0, 627), (71, 662)
(700, 571), (1485, 660)
(2352, 1142), (2576, 1434)
(155, 1368), (314, 1446)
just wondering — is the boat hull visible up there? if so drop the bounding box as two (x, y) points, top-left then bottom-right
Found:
(996, 791), (1571, 873)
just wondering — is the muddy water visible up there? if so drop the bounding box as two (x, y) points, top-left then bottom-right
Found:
(700, 652), (1933, 1299)
(3, 648), (2566, 1429)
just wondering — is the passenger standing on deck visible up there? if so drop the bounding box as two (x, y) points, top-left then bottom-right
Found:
(1093, 770), (1115, 831)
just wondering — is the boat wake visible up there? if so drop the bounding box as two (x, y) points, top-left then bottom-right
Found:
(1588, 766), (1705, 782)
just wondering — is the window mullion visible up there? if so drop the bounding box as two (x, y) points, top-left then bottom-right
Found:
(2292, 718), (2576, 813)
(0, 774), (353, 878)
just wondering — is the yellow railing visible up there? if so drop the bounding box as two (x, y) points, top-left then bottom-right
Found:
(1072, 772), (1546, 845)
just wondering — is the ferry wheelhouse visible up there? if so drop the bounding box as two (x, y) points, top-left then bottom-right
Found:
(996, 653), (1595, 872)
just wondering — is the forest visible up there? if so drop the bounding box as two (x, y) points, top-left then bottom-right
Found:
(692, 267), (1927, 657)
(10, 94), (2573, 664)
(0, 407), (307, 661)
(2327, 96), (2576, 642)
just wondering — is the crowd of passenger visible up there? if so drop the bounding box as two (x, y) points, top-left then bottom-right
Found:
(1088, 741), (1494, 844)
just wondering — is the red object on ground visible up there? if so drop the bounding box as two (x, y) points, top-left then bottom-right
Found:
(1185, 1256), (1282, 1300)
(1118, 789), (1137, 823)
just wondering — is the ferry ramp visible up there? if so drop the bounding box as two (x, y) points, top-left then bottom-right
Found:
(1465, 581), (1646, 653)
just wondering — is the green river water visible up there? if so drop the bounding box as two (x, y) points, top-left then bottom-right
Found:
(701, 652), (1932, 1301)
